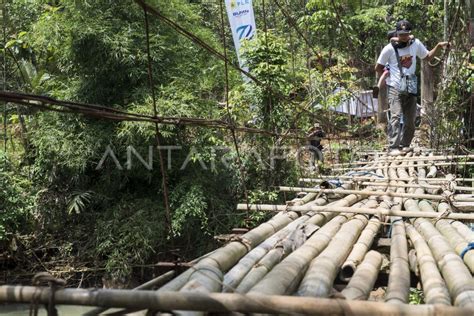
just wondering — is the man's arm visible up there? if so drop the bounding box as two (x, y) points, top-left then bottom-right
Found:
(375, 63), (385, 78)
(423, 42), (450, 62)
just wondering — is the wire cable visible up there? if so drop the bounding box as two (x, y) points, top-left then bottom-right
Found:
(143, 6), (172, 231)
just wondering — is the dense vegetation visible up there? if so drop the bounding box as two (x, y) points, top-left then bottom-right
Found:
(0, 0), (471, 286)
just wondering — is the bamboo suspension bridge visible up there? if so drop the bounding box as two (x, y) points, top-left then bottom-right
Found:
(1, 0), (473, 315)
(1, 149), (474, 315)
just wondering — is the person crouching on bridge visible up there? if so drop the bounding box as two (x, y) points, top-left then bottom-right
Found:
(375, 20), (449, 156)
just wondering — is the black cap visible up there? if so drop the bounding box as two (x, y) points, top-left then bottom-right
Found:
(387, 29), (397, 40)
(396, 20), (412, 34)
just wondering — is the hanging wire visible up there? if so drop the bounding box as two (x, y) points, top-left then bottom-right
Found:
(143, 6), (172, 231)
(329, 0), (373, 67)
(2, 0), (7, 162)
(0, 91), (359, 142)
(430, 1), (469, 153)
(261, 0), (273, 129)
(133, 0), (328, 150)
(218, 0), (251, 218)
(428, 1), (461, 68)
(272, 0), (372, 145)
(132, 0), (363, 152)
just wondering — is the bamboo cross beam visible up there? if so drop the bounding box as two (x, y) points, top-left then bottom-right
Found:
(332, 161), (474, 172)
(331, 154), (474, 167)
(84, 270), (176, 316)
(1, 287), (473, 315)
(300, 176), (474, 183)
(236, 204), (474, 220)
(298, 179), (474, 192)
(357, 149), (440, 154)
(276, 187), (474, 203)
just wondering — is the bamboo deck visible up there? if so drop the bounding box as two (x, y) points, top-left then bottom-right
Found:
(1, 150), (474, 315)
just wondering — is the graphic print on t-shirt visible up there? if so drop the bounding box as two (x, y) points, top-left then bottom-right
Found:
(400, 54), (413, 69)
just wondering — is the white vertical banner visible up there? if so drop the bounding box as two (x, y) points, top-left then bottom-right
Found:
(225, 0), (257, 72)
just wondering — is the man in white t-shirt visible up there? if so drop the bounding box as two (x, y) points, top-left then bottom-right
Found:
(375, 20), (449, 155)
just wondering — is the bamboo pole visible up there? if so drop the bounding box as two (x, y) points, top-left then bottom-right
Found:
(451, 221), (474, 242)
(236, 204), (474, 220)
(247, 213), (349, 296)
(158, 200), (307, 294)
(405, 223), (451, 305)
(332, 161), (474, 172)
(84, 271), (175, 316)
(434, 203), (474, 273)
(233, 218), (322, 294)
(299, 180), (474, 192)
(246, 198), (376, 296)
(426, 153), (438, 178)
(408, 249), (419, 276)
(339, 215), (382, 281)
(300, 176), (474, 183)
(331, 154), (474, 167)
(175, 189), (347, 315)
(1, 287), (473, 315)
(277, 187), (474, 203)
(386, 185), (410, 305)
(222, 208), (315, 292)
(234, 246), (285, 293)
(222, 193), (335, 293)
(416, 160), (443, 195)
(340, 251), (383, 300)
(297, 213), (370, 297)
(414, 200), (474, 307)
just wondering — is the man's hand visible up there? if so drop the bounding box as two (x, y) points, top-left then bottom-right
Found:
(424, 42), (450, 61)
(437, 41), (450, 49)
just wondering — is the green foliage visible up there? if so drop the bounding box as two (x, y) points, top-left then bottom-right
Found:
(0, 161), (34, 241)
(171, 184), (208, 237)
(240, 31), (298, 130)
(95, 198), (166, 280)
(349, 6), (391, 62)
(409, 288), (425, 305)
(391, 0), (443, 49)
(2, 0), (468, 286)
(67, 190), (94, 214)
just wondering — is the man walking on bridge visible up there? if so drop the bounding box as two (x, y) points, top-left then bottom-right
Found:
(375, 20), (449, 156)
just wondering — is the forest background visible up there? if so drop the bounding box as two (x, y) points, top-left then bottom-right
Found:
(0, 0), (472, 287)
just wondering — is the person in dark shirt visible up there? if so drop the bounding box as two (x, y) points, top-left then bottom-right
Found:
(308, 123), (325, 165)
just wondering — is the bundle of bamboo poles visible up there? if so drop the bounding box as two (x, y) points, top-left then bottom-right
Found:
(3, 151), (474, 315)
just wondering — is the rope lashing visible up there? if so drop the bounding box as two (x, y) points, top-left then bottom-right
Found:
(460, 242), (474, 259)
(387, 218), (404, 238)
(229, 235), (253, 252)
(29, 272), (66, 316)
(440, 191), (460, 214)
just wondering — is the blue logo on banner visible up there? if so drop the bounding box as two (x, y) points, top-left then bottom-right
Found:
(236, 24), (253, 40)
(233, 9), (249, 17)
